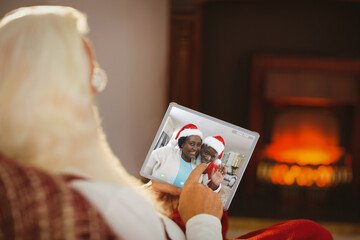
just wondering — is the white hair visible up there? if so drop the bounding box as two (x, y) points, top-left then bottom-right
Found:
(0, 6), (141, 189)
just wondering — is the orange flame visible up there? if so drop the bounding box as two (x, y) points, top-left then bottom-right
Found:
(266, 144), (343, 166)
(270, 164), (333, 187)
(265, 109), (342, 166)
(264, 109), (343, 187)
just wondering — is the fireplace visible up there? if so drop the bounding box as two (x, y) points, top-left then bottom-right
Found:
(243, 55), (360, 222)
(257, 107), (352, 188)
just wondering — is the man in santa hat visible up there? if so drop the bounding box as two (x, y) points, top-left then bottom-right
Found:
(197, 136), (227, 193)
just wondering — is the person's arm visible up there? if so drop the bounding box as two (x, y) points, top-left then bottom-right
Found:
(210, 183), (222, 193)
(178, 163), (223, 239)
(142, 178), (182, 213)
(185, 214), (222, 240)
(143, 148), (162, 175)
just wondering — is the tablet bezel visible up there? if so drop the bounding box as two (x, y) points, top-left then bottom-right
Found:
(140, 103), (259, 210)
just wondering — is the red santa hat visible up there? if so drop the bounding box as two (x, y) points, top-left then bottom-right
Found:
(203, 136), (225, 161)
(171, 123), (203, 146)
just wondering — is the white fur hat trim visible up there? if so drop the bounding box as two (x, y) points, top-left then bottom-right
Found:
(177, 128), (203, 140)
(203, 137), (224, 155)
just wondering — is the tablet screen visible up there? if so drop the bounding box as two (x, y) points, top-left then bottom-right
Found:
(140, 103), (259, 210)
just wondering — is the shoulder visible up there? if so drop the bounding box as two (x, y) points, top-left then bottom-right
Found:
(153, 146), (180, 155)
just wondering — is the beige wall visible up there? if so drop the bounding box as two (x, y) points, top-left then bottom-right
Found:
(0, 0), (169, 178)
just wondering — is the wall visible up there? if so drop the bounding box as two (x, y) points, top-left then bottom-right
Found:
(0, 0), (169, 178)
(201, 0), (360, 128)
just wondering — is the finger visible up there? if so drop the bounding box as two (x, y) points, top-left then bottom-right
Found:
(152, 180), (182, 195)
(184, 163), (207, 185)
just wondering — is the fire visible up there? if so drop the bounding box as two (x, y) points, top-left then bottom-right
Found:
(270, 164), (333, 187)
(265, 145), (343, 166)
(261, 109), (347, 187)
(266, 109), (342, 165)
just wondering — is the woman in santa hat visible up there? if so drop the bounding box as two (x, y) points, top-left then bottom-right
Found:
(143, 123), (203, 188)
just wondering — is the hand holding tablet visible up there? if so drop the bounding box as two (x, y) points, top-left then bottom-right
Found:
(140, 103), (259, 210)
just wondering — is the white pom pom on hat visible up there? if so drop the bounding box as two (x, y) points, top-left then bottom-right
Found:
(214, 159), (222, 166)
(171, 123), (203, 147)
(203, 135), (225, 159)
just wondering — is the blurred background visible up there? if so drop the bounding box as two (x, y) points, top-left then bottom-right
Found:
(1, 0), (359, 239)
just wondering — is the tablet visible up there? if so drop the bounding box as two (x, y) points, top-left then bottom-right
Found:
(140, 103), (259, 210)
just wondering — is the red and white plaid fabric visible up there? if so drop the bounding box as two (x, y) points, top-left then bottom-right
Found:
(0, 155), (118, 240)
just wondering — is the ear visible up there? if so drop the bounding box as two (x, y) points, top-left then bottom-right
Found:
(82, 37), (97, 95)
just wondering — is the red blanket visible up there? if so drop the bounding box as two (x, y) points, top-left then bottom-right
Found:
(235, 219), (333, 240)
(171, 210), (332, 240)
